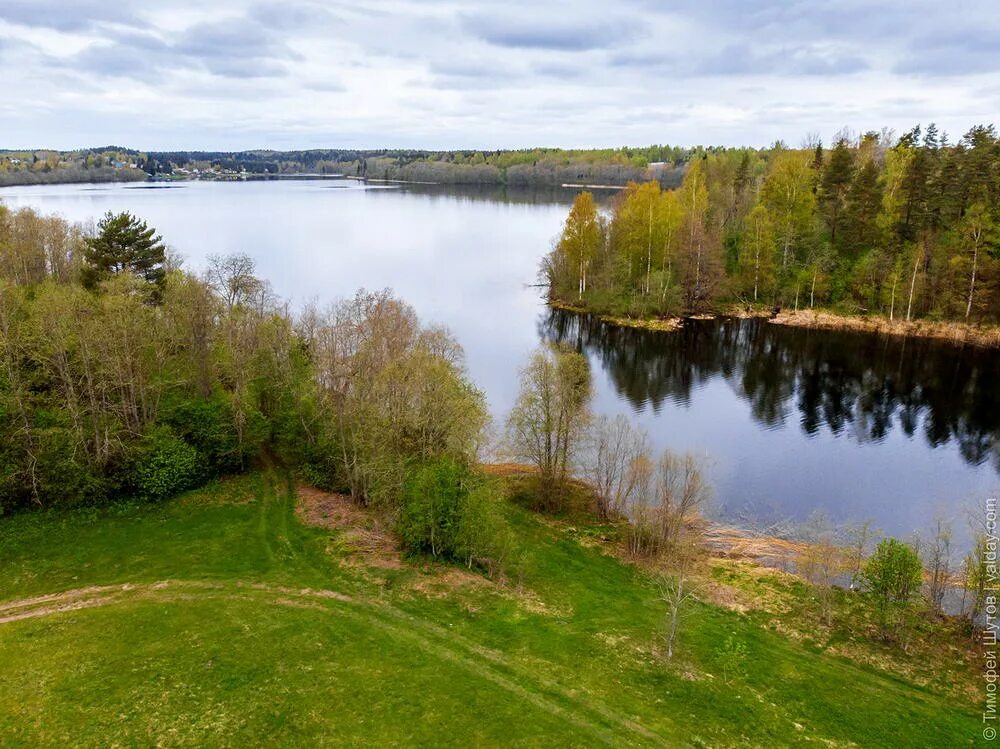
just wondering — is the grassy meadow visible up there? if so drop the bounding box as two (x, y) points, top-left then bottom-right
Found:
(0, 473), (979, 747)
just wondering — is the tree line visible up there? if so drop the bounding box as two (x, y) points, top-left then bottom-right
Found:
(546, 124), (1000, 323)
(12, 145), (700, 187)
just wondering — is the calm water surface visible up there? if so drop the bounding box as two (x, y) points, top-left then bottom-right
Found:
(2, 179), (997, 540)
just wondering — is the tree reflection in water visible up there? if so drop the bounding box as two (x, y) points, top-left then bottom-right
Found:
(541, 309), (1000, 473)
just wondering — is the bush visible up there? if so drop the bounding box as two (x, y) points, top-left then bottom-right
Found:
(861, 537), (923, 642)
(161, 392), (260, 475)
(133, 427), (203, 501)
(398, 458), (510, 572)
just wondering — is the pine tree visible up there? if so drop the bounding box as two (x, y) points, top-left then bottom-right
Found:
(841, 158), (884, 260)
(82, 211), (166, 291)
(819, 139), (854, 247)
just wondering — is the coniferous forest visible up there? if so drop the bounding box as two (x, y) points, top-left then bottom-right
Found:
(546, 124), (1000, 323)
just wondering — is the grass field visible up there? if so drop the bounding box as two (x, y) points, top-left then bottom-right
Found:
(0, 473), (980, 747)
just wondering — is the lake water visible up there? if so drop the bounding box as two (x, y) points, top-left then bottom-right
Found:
(2, 179), (997, 542)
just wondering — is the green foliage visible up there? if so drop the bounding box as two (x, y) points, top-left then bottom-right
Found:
(81, 211), (166, 290)
(714, 635), (749, 683)
(159, 392), (249, 476)
(132, 427), (203, 501)
(861, 537), (923, 640)
(398, 458), (510, 572)
(546, 123), (1000, 321)
(506, 345), (592, 513)
(1, 217), (488, 518)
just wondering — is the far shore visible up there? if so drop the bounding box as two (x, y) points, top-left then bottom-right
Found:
(548, 299), (682, 332)
(548, 298), (1000, 348)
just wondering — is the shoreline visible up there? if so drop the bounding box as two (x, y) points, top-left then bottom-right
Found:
(548, 298), (1000, 348)
(768, 309), (1000, 348)
(548, 299), (682, 332)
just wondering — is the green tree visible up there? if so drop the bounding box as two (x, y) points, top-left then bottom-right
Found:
(555, 192), (602, 300)
(760, 150), (816, 280)
(958, 201), (997, 320)
(398, 458), (509, 573)
(841, 157), (884, 261)
(736, 204), (777, 303)
(82, 211), (166, 291)
(861, 538), (923, 642)
(676, 161), (720, 311)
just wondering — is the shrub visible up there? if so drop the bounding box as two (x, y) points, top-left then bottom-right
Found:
(861, 537), (923, 642)
(133, 427), (203, 501)
(161, 393), (246, 475)
(398, 458), (510, 572)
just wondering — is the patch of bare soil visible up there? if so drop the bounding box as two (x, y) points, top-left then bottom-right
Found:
(0, 580), (357, 626)
(702, 524), (805, 571)
(405, 566), (491, 598)
(295, 485), (402, 569)
(0, 594), (121, 624)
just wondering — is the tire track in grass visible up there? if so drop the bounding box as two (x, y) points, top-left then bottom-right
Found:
(0, 580), (664, 746)
(268, 476), (667, 745)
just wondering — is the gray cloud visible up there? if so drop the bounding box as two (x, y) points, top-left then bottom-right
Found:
(461, 13), (637, 51)
(0, 0), (995, 149)
(61, 17), (299, 81)
(698, 44), (869, 77)
(894, 26), (1000, 76)
(0, 0), (143, 31)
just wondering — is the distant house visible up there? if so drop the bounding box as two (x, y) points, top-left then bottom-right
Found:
(647, 161), (667, 172)
(111, 160), (125, 168)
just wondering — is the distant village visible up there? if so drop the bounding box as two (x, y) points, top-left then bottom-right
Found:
(0, 148), (280, 184)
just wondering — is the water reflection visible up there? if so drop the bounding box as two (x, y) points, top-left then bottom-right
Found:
(543, 310), (1000, 472)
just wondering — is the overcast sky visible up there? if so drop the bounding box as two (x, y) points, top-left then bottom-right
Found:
(0, 0), (997, 151)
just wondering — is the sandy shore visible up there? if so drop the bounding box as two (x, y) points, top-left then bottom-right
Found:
(769, 309), (1000, 348)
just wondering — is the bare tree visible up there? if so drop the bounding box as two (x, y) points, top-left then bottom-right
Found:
(585, 414), (649, 520)
(845, 519), (878, 587)
(654, 452), (711, 658)
(506, 344), (591, 511)
(921, 513), (953, 616)
(796, 512), (848, 626)
(205, 252), (262, 311)
(658, 536), (702, 659)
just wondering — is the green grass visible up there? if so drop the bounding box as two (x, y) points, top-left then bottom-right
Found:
(0, 474), (980, 747)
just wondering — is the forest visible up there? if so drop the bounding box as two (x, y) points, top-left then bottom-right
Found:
(0, 205), (518, 568)
(545, 124), (1000, 324)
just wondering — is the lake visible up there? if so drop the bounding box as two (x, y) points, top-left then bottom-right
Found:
(2, 179), (997, 542)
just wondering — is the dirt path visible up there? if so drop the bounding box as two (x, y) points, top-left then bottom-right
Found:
(0, 579), (666, 746)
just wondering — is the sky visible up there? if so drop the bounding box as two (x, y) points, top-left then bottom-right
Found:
(0, 0), (997, 151)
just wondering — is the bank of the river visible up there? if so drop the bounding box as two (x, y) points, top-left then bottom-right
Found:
(548, 299), (682, 332)
(769, 308), (1000, 348)
(548, 297), (1000, 348)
